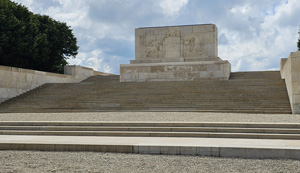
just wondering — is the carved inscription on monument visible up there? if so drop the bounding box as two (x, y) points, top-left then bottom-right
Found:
(164, 28), (181, 59)
(164, 37), (181, 59)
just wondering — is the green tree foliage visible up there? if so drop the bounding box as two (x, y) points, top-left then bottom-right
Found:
(298, 39), (300, 51)
(0, 0), (78, 73)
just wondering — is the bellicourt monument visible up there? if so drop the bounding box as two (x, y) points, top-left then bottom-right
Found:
(120, 24), (231, 82)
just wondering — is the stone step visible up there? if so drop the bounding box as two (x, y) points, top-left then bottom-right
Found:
(25, 89), (288, 94)
(19, 92), (290, 96)
(26, 84), (288, 89)
(29, 89), (288, 94)
(1, 126), (300, 134)
(15, 101), (288, 105)
(229, 71), (282, 79)
(13, 97), (290, 102)
(1, 121), (298, 128)
(24, 94), (289, 98)
(2, 130), (300, 140)
(0, 109), (292, 114)
(3, 104), (291, 110)
(1, 135), (300, 159)
(0, 121), (299, 139)
(11, 93), (289, 99)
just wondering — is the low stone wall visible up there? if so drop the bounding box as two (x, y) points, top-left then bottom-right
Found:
(0, 65), (107, 103)
(281, 51), (300, 114)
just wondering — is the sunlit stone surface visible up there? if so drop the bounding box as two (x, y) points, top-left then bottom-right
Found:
(120, 24), (231, 82)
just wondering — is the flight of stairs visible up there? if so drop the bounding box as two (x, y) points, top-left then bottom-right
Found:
(0, 71), (292, 114)
(0, 121), (300, 140)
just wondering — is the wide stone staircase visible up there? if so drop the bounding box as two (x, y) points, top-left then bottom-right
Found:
(0, 71), (292, 114)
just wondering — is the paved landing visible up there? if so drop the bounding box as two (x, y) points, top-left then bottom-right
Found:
(1, 135), (300, 160)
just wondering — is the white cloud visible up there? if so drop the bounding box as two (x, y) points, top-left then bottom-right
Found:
(45, 0), (92, 29)
(160, 0), (188, 16)
(71, 50), (112, 73)
(230, 4), (251, 14)
(14, 0), (33, 6)
(218, 0), (300, 71)
(10, 0), (300, 74)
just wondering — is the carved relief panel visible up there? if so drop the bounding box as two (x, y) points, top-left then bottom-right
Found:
(183, 36), (204, 58)
(144, 27), (182, 60)
(145, 38), (163, 59)
(135, 24), (218, 61)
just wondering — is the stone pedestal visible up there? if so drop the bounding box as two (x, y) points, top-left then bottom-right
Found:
(120, 24), (231, 82)
(121, 61), (230, 82)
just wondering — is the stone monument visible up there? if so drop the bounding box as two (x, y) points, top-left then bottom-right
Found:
(120, 24), (231, 82)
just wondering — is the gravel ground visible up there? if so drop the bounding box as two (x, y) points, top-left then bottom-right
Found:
(0, 112), (300, 123)
(1, 151), (300, 173)
(1, 112), (300, 172)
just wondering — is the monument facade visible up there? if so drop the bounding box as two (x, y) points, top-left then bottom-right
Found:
(120, 24), (231, 82)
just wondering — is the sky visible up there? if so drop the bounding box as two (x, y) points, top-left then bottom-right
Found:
(13, 0), (300, 74)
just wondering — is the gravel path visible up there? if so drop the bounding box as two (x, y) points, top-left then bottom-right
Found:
(0, 112), (300, 122)
(1, 112), (300, 172)
(1, 151), (300, 173)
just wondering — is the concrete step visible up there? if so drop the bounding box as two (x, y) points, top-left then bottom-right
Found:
(0, 121), (299, 140)
(2, 130), (300, 140)
(2, 126), (300, 134)
(229, 71), (282, 80)
(1, 135), (300, 160)
(1, 119), (300, 160)
(3, 105), (292, 111)
(1, 121), (299, 128)
(0, 109), (292, 114)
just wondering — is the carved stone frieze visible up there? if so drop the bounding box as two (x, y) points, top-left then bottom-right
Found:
(136, 24), (217, 62)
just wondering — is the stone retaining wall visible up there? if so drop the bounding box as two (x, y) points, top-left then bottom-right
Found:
(281, 51), (300, 114)
(0, 65), (109, 103)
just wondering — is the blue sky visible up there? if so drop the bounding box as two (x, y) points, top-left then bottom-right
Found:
(13, 0), (300, 74)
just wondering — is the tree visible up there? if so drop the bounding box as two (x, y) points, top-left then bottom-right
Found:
(298, 39), (300, 51)
(0, 0), (78, 73)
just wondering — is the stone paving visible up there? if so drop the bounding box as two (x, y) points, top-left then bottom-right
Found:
(0, 112), (299, 122)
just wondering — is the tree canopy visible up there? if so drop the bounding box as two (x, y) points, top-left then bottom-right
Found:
(0, 0), (78, 73)
(298, 39), (300, 51)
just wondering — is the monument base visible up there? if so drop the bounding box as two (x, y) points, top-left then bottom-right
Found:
(120, 60), (231, 82)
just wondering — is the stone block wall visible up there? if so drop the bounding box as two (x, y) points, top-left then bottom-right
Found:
(0, 65), (107, 103)
(121, 61), (231, 82)
(281, 51), (300, 114)
(64, 65), (94, 80)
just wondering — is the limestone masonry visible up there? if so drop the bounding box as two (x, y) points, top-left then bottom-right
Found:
(0, 65), (111, 103)
(281, 51), (300, 114)
(120, 24), (231, 82)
